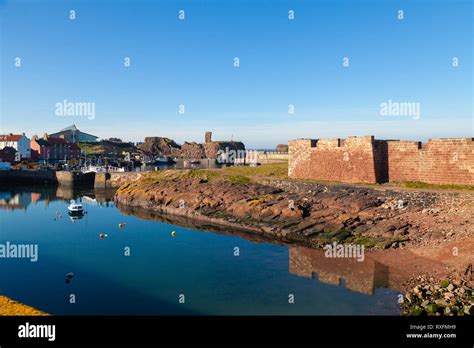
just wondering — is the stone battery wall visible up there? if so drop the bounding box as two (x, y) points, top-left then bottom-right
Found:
(289, 136), (474, 186)
(289, 136), (379, 183)
(386, 138), (474, 185)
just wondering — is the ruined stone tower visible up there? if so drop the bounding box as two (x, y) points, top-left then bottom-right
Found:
(205, 131), (212, 143)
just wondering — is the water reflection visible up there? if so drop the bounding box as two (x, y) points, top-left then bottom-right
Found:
(0, 191), (32, 210)
(117, 203), (466, 297)
(1, 186), (461, 302)
(0, 185), (116, 210)
(117, 204), (400, 296)
(0, 187), (404, 315)
(289, 246), (389, 295)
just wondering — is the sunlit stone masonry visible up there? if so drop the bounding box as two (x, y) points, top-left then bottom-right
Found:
(288, 136), (474, 185)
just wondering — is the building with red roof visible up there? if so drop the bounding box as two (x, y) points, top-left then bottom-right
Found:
(0, 133), (30, 159)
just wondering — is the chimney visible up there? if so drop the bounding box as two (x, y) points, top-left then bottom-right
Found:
(205, 131), (212, 143)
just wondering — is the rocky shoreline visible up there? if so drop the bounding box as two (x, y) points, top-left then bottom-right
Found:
(401, 275), (474, 316)
(114, 169), (474, 249)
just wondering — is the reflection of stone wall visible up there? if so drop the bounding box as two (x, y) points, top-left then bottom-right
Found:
(289, 246), (389, 295)
(55, 186), (76, 200)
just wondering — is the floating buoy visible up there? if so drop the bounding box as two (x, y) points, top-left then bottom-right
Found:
(100, 233), (108, 239)
(118, 223), (126, 228)
(56, 211), (59, 215)
(171, 231), (176, 237)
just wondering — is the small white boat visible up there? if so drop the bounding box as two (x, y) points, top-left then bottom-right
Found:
(68, 200), (84, 214)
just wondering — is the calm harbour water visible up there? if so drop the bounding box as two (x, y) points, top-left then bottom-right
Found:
(0, 186), (401, 315)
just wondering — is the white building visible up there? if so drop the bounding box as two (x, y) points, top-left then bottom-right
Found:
(0, 133), (31, 159)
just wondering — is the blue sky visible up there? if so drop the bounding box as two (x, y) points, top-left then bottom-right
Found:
(0, 0), (472, 148)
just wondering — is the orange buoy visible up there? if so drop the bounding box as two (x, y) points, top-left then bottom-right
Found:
(100, 233), (108, 239)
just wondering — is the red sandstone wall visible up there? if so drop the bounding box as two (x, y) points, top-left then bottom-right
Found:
(288, 136), (378, 184)
(387, 138), (474, 185)
(289, 136), (474, 186)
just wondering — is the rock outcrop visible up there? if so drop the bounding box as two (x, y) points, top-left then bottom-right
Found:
(179, 142), (206, 159)
(401, 276), (474, 316)
(203, 141), (245, 159)
(138, 137), (181, 156)
(114, 169), (474, 249)
(138, 133), (246, 160)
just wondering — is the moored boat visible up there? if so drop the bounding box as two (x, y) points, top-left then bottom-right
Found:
(67, 200), (84, 214)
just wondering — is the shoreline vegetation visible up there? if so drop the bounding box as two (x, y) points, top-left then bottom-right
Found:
(114, 163), (474, 315)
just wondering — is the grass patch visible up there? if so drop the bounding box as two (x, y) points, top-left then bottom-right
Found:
(312, 229), (408, 249)
(137, 163), (288, 186)
(223, 174), (252, 184)
(314, 229), (353, 244)
(220, 162), (288, 179)
(143, 169), (220, 182)
(395, 181), (474, 191)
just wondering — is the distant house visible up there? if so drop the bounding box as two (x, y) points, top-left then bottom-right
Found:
(44, 136), (69, 160)
(30, 136), (51, 160)
(49, 124), (99, 143)
(31, 134), (82, 161)
(0, 133), (30, 159)
(68, 143), (81, 159)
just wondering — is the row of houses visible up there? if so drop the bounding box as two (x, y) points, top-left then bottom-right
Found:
(0, 125), (98, 164)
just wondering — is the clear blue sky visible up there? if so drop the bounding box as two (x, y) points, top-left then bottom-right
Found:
(0, 0), (472, 148)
